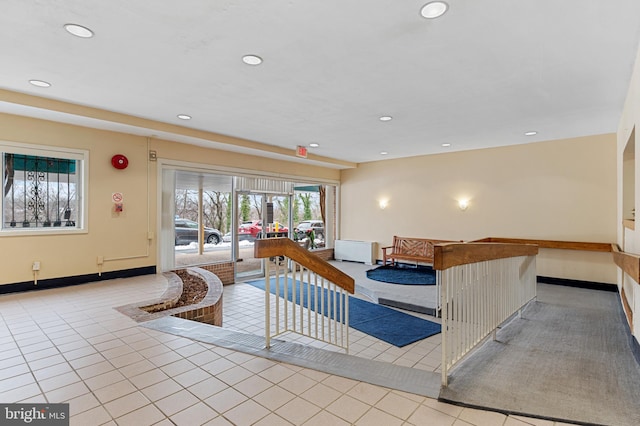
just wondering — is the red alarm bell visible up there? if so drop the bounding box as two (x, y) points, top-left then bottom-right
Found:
(111, 154), (129, 170)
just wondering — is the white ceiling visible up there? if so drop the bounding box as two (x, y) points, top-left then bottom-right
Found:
(1, 1), (640, 167)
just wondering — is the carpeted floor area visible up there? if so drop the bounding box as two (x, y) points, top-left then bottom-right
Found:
(439, 283), (640, 426)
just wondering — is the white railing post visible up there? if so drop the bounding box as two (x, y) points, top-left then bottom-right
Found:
(265, 261), (271, 349)
(439, 270), (448, 386)
(264, 254), (350, 352)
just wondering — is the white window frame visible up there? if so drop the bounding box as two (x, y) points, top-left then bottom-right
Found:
(1, 141), (88, 236)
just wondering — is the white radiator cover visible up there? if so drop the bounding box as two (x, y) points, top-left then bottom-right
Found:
(334, 240), (377, 265)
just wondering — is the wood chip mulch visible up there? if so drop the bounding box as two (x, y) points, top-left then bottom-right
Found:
(172, 269), (208, 308)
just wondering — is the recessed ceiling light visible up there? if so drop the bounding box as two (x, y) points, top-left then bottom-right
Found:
(177, 114), (192, 120)
(29, 79), (51, 88)
(442, 143), (451, 147)
(242, 55), (263, 65)
(524, 131), (538, 136)
(309, 143), (319, 148)
(64, 23), (94, 38)
(380, 151), (389, 155)
(420, 1), (449, 19)
(379, 116), (393, 122)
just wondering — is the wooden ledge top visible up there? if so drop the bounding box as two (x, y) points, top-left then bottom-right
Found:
(473, 237), (612, 252)
(433, 242), (538, 270)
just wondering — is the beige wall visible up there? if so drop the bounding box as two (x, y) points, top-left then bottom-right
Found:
(149, 139), (340, 182)
(340, 134), (617, 283)
(0, 103), (623, 290)
(0, 113), (340, 286)
(617, 40), (640, 337)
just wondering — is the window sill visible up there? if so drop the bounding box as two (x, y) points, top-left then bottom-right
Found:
(1, 227), (88, 237)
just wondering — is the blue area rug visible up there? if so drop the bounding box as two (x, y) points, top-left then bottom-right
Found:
(246, 277), (441, 347)
(366, 265), (436, 285)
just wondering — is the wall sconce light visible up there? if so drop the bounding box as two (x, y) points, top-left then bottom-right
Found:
(458, 199), (469, 211)
(379, 199), (388, 210)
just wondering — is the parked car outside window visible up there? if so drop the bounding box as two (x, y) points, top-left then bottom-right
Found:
(295, 220), (324, 240)
(238, 220), (263, 239)
(223, 220), (290, 242)
(238, 220), (289, 240)
(175, 218), (222, 245)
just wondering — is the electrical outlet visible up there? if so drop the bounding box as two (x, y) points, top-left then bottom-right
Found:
(97, 256), (104, 265)
(147, 231), (154, 240)
(32, 261), (40, 271)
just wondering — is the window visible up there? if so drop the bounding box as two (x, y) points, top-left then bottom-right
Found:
(2, 142), (87, 234)
(172, 171), (232, 268)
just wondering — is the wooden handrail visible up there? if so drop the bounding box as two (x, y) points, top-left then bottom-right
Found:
(611, 244), (636, 332)
(472, 237), (612, 252)
(254, 238), (355, 293)
(611, 244), (640, 283)
(433, 242), (539, 271)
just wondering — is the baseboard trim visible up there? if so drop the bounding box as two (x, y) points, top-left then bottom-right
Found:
(537, 276), (618, 292)
(0, 266), (157, 295)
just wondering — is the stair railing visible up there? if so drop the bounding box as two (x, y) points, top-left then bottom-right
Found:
(254, 238), (355, 352)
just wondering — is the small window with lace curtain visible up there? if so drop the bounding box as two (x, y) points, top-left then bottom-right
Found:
(2, 142), (87, 234)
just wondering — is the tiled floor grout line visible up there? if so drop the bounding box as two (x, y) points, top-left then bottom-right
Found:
(3, 311), (51, 405)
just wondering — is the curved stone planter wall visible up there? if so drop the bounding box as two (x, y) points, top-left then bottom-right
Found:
(116, 267), (223, 326)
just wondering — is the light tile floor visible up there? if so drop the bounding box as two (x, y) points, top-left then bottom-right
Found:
(0, 273), (574, 426)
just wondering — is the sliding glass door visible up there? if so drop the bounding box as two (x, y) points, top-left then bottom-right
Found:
(159, 165), (338, 278)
